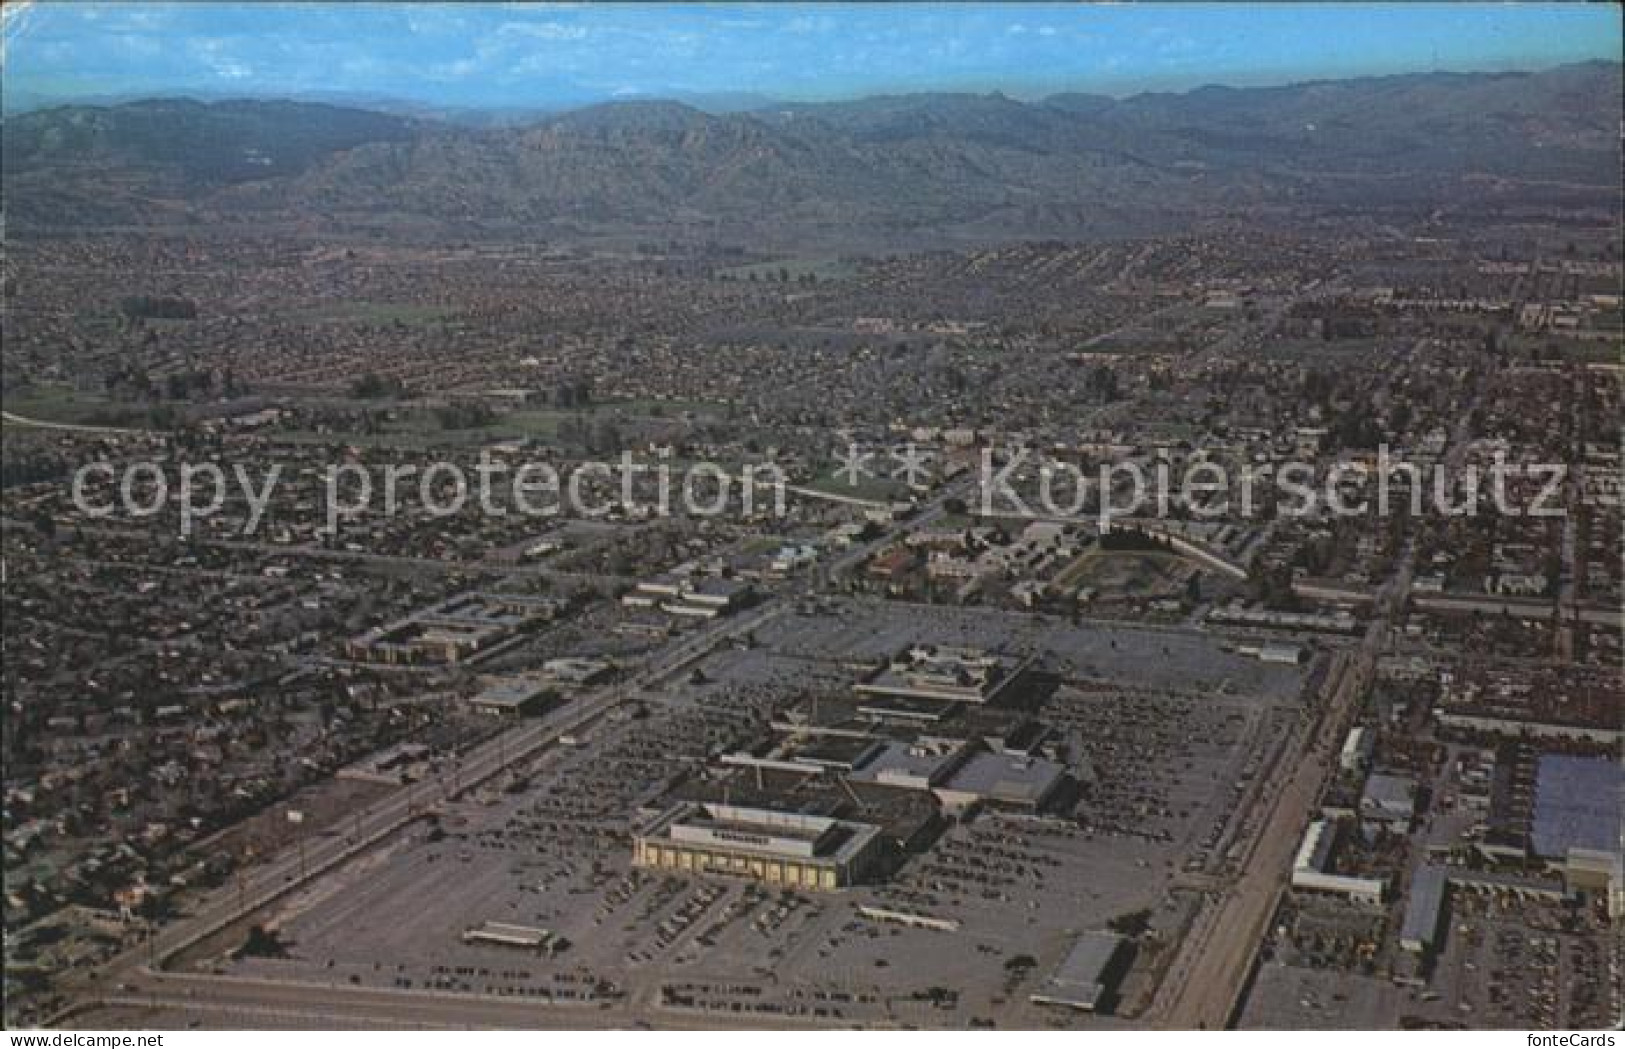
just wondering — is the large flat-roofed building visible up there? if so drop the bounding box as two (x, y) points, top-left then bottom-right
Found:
(469, 678), (555, 717)
(935, 751), (1068, 813)
(721, 734), (887, 778)
(345, 591), (560, 665)
(1290, 819), (1387, 906)
(854, 645), (1028, 705)
(1029, 932), (1129, 1013)
(461, 921), (563, 953)
(1563, 848), (1624, 920)
(1528, 756), (1624, 918)
(1530, 755), (1621, 860)
(1399, 865), (1449, 954)
(1360, 772), (1418, 831)
(632, 802), (884, 890)
(848, 737), (972, 790)
(623, 575), (754, 619)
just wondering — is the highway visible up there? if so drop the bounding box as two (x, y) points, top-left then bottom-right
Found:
(0, 409), (151, 435)
(1151, 555), (1408, 1029)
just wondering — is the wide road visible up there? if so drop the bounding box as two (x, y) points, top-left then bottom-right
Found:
(78, 973), (874, 1031)
(1150, 345), (1467, 1028)
(1151, 540), (1411, 1029)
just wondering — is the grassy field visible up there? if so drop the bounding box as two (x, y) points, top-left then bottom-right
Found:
(801, 465), (910, 503)
(1057, 548), (1190, 596)
(604, 398), (730, 419)
(1, 384), (159, 429)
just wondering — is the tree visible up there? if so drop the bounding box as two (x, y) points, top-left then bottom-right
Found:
(349, 373), (402, 399)
(1107, 907), (1153, 937)
(236, 924), (288, 958)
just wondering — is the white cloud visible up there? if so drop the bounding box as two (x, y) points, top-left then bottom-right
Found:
(430, 58), (479, 80)
(188, 37), (254, 81)
(499, 21), (587, 42)
(115, 34), (160, 58)
(785, 16), (834, 36)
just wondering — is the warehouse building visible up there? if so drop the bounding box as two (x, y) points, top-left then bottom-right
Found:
(1399, 865), (1449, 954)
(1530, 756), (1623, 919)
(1029, 932), (1130, 1013)
(1530, 755), (1619, 859)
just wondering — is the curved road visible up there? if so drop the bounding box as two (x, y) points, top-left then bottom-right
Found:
(1, 409), (150, 435)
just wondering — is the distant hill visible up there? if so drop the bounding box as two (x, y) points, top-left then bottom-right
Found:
(3, 63), (1618, 239)
(2, 98), (421, 183)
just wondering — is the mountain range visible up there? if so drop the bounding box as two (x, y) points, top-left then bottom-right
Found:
(3, 62), (1619, 242)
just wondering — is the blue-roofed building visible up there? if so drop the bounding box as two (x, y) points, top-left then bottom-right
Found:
(1531, 755), (1622, 860)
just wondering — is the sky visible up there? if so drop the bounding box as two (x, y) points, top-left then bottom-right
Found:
(2, 2), (1621, 111)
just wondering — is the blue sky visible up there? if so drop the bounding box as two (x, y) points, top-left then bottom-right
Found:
(2, 2), (1620, 109)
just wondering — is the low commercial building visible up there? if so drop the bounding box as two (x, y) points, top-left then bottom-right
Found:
(1339, 726), (1374, 773)
(854, 645), (1028, 705)
(1360, 772), (1418, 831)
(847, 737), (971, 791)
(1029, 932), (1129, 1013)
(632, 802), (884, 890)
(623, 576), (754, 619)
(337, 742), (431, 785)
(1562, 848), (1625, 920)
(721, 734), (887, 779)
(1208, 604), (1359, 634)
(934, 751), (1068, 813)
(345, 591), (560, 665)
(1433, 668), (1623, 744)
(1290, 819), (1387, 906)
(461, 921), (563, 952)
(856, 905), (960, 932)
(541, 657), (613, 687)
(1248, 641), (1305, 665)
(1399, 865), (1449, 954)
(469, 678), (555, 717)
